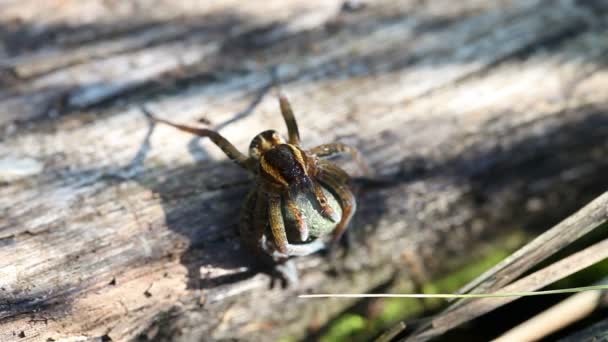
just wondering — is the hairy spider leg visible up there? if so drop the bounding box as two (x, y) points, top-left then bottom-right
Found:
(149, 114), (253, 170)
(268, 193), (326, 257)
(241, 190), (316, 285)
(239, 190), (261, 251)
(285, 196), (310, 242)
(311, 181), (341, 223)
(252, 190), (270, 249)
(309, 143), (371, 176)
(317, 160), (357, 243)
(278, 93), (301, 146)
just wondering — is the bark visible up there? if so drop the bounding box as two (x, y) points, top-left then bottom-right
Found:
(1, 0), (608, 341)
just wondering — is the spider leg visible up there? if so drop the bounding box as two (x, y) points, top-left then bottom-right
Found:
(317, 161), (357, 243)
(309, 143), (370, 176)
(144, 109), (253, 170)
(239, 190), (264, 250)
(285, 196), (310, 242)
(274, 260), (299, 286)
(318, 159), (351, 182)
(242, 191), (301, 286)
(278, 93), (301, 145)
(311, 182), (341, 223)
(268, 193), (326, 257)
(251, 190), (269, 249)
(268, 194), (289, 254)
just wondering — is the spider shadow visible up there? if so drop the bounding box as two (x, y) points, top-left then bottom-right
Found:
(121, 86), (276, 290)
(0, 89), (271, 322)
(148, 162), (257, 290)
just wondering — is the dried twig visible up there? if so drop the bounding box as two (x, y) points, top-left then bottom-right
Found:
(409, 238), (608, 341)
(493, 278), (608, 342)
(376, 322), (407, 342)
(405, 192), (608, 341)
(455, 192), (608, 297)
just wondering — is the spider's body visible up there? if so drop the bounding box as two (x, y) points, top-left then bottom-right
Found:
(150, 93), (367, 284)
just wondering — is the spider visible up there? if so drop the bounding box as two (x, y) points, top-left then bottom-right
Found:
(147, 92), (368, 284)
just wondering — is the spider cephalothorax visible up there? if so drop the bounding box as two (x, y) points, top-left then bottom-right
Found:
(150, 93), (367, 284)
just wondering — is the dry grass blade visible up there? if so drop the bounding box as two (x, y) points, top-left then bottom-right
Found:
(493, 278), (608, 342)
(455, 192), (608, 297)
(298, 285), (608, 299)
(407, 238), (608, 341)
(404, 191), (608, 341)
(376, 322), (407, 342)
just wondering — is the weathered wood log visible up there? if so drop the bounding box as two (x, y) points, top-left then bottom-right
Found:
(1, 0), (608, 341)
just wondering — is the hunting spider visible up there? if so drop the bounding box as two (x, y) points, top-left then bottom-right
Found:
(148, 92), (368, 284)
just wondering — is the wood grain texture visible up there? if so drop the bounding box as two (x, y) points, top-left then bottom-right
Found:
(1, 0), (608, 340)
